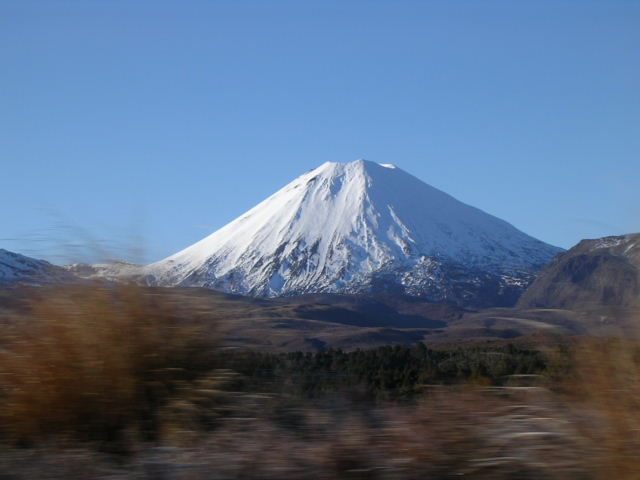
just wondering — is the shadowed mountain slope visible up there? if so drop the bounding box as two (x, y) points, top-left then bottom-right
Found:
(0, 249), (74, 286)
(518, 234), (640, 309)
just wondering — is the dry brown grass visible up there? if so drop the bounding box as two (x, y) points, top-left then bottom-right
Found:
(563, 337), (640, 479)
(0, 284), (219, 448)
(1, 284), (640, 479)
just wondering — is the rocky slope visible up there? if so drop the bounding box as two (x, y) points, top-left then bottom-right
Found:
(518, 233), (640, 309)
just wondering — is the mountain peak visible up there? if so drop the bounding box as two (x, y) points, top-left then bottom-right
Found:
(317, 158), (396, 173)
(146, 160), (562, 305)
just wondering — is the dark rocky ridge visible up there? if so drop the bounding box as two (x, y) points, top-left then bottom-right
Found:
(518, 234), (640, 309)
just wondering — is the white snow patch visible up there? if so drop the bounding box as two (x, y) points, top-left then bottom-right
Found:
(591, 237), (623, 251)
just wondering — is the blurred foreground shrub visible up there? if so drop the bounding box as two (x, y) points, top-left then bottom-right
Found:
(1, 285), (640, 479)
(0, 285), (219, 448)
(566, 337), (640, 479)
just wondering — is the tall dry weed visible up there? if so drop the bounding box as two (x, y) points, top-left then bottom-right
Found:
(566, 337), (640, 478)
(0, 284), (219, 448)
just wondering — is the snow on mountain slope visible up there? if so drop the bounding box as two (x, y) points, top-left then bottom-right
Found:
(0, 249), (73, 286)
(65, 261), (143, 282)
(146, 160), (563, 305)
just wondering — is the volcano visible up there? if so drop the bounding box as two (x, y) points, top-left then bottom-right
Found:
(146, 160), (562, 306)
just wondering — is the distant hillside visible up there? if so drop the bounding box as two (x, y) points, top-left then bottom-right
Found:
(0, 249), (74, 286)
(518, 234), (640, 309)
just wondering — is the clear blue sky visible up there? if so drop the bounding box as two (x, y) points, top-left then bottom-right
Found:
(2, 0), (639, 264)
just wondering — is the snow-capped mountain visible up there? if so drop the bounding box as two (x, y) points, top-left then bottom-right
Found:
(0, 249), (74, 286)
(146, 160), (562, 306)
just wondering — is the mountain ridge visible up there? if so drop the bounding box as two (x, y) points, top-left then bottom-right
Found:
(0, 249), (74, 286)
(518, 233), (640, 309)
